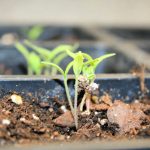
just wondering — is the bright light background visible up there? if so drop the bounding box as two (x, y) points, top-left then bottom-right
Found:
(0, 0), (150, 28)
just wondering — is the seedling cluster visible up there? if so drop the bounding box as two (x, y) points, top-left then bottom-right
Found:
(42, 50), (115, 129)
(16, 40), (115, 129)
(15, 41), (77, 75)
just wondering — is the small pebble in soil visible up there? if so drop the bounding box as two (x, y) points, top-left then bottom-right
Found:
(60, 105), (67, 113)
(94, 111), (99, 115)
(2, 119), (11, 125)
(99, 119), (108, 126)
(10, 94), (23, 105)
(107, 100), (147, 134)
(53, 110), (74, 127)
(39, 102), (50, 108)
(32, 114), (40, 120)
(20, 117), (33, 125)
(49, 108), (54, 112)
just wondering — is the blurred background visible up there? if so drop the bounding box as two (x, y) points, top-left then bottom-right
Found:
(0, 0), (150, 75)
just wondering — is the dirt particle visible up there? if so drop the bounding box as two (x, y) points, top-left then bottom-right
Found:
(90, 103), (110, 111)
(60, 105), (67, 113)
(100, 94), (112, 106)
(107, 100), (147, 134)
(49, 108), (54, 113)
(91, 96), (99, 104)
(39, 102), (50, 108)
(53, 111), (75, 127)
(20, 117), (33, 125)
(10, 94), (23, 105)
(2, 119), (11, 125)
(32, 114), (39, 121)
(99, 119), (108, 126)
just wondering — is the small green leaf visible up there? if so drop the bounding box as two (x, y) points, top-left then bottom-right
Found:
(27, 25), (43, 40)
(66, 49), (76, 58)
(28, 52), (42, 75)
(50, 45), (74, 60)
(65, 61), (73, 77)
(73, 51), (84, 77)
(83, 53), (116, 81)
(85, 53), (115, 66)
(41, 61), (64, 75)
(24, 40), (50, 60)
(15, 42), (29, 60)
(82, 65), (95, 81)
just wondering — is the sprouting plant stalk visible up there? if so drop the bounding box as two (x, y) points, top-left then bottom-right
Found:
(51, 53), (67, 75)
(80, 53), (116, 113)
(41, 61), (74, 119)
(72, 52), (84, 129)
(74, 76), (78, 128)
(15, 42), (32, 75)
(66, 50), (93, 129)
(42, 51), (116, 130)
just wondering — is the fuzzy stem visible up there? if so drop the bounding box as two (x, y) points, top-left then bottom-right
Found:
(80, 93), (87, 111)
(74, 77), (78, 129)
(86, 93), (91, 114)
(64, 78), (74, 116)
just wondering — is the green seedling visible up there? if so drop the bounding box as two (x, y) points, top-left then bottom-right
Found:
(66, 50), (93, 128)
(80, 53), (116, 114)
(42, 50), (94, 129)
(15, 42), (42, 75)
(16, 41), (78, 75)
(24, 40), (78, 74)
(25, 25), (44, 40)
(41, 61), (75, 120)
(66, 51), (115, 127)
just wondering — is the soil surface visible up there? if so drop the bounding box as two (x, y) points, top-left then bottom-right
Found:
(0, 93), (150, 146)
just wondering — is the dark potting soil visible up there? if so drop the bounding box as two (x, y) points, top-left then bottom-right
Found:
(0, 92), (150, 146)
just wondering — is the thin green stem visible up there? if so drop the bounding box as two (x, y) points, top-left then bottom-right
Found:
(64, 78), (74, 116)
(80, 93), (86, 111)
(74, 77), (78, 129)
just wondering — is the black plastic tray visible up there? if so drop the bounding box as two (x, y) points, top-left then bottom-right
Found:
(0, 74), (149, 102)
